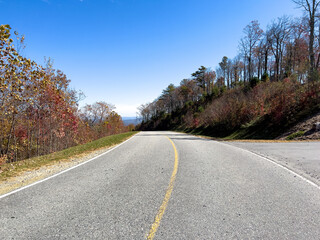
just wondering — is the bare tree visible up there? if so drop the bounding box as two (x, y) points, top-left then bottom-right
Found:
(268, 16), (292, 80)
(239, 20), (263, 81)
(231, 56), (243, 85)
(219, 56), (228, 87)
(138, 103), (151, 122)
(254, 37), (269, 79)
(204, 70), (216, 94)
(293, 0), (320, 79)
(226, 59), (233, 88)
(81, 101), (114, 126)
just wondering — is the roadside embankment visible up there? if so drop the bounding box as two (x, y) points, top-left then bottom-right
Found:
(0, 132), (137, 195)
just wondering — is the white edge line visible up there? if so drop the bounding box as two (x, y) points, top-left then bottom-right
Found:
(214, 140), (320, 191)
(179, 131), (320, 191)
(175, 131), (320, 190)
(0, 133), (137, 200)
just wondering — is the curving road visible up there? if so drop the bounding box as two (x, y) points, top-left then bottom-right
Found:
(1, 131), (320, 239)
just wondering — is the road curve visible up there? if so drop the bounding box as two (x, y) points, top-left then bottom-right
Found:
(1, 131), (320, 239)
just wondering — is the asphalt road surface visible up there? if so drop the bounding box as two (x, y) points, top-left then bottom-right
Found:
(224, 141), (320, 186)
(1, 131), (320, 239)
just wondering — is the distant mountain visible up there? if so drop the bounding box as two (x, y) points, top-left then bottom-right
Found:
(122, 117), (142, 126)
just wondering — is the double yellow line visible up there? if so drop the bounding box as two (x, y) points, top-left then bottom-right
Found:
(146, 137), (179, 240)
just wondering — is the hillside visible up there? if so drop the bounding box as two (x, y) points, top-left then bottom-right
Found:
(137, 9), (320, 141)
(278, 110), (320, 140)
(138, 80), (320, 140)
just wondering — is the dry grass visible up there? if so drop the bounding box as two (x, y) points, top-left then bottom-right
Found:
(0, 132), (137, 182)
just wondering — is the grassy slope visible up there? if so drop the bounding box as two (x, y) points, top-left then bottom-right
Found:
(0, 131), (138, 181)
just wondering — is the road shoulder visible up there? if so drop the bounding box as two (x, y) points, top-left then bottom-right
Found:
(0, 133), (137, 196)
(222, 141), (320, 187)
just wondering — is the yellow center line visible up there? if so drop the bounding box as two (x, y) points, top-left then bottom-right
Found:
(146, 136), (179, 240)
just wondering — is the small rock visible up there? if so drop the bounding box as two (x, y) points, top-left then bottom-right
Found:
(312, 122), (320, 131)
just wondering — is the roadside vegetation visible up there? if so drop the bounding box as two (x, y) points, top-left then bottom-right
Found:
(138, 0), (320, 140)
(0, 25), (135, 166)
(285, 131), (306, 140)
(0, 131), (137, 181)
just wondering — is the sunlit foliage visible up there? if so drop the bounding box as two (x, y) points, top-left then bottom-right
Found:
(0, 25), (129, 163)
(138, 12), (320, 136)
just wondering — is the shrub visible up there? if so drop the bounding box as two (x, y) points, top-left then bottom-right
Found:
(198, 106), (204, 113)
(261, 72), (269, 82)
(286, 131), (306, 140)
(249, 77), (260, 88)
(185, 101), (194, 108)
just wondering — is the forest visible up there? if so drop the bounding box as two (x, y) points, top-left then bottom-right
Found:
(0, 24), (133, 164)
(138, 0), (320, 138)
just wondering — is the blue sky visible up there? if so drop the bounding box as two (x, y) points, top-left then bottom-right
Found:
(1, 0), (302, 117)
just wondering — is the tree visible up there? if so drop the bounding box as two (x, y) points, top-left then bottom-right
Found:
(179, 79), (192, 103)
(0, 24), (129, 163)
(293, 0), (320, 80)
(261, 30), (273, 75)
(240, 20), (263, 81)
(179, 79), (201, 102)
(138, 103), (151, 122)
(284, 19), (309, 82)
(268, 16), (292, 81)
(204, 70), (216, 94)
(161, 84), (176, 113)
(219, 56), (228, 87)
(254, 40), (265, 79)
(81, 101), (114, 125)
(231, 56), (243, 86)
(191, 66), (207, 93)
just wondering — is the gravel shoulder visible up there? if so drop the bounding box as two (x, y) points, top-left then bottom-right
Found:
(224, 141), (320, 186)
(0, 146), (114, 196)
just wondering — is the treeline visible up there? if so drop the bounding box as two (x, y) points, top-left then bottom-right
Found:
(0, 25), (130, 164)
(138, 1), (320, 137)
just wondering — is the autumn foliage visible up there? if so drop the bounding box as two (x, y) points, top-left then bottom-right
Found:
(0, 25), (129, 163)
(138, 13), (320, 138)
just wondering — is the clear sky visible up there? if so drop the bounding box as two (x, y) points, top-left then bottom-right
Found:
(1, 0), (302, 117)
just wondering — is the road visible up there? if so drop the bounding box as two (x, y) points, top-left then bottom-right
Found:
(224, 140), (320, 186)
(1, 131), (320, 239)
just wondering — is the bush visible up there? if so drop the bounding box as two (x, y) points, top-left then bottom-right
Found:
(261, 72), (269, 82)
(139, 79), (320, 139)
(249, 77), (260, 88)
(185, 101), (194, 108)
(212, 86), (220, 97)
(198, 106), (204, 113)
(286, 131), (306, 140)
(308, 69), (320, 82)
